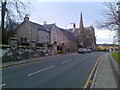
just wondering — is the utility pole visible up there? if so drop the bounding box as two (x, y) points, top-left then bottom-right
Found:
(70, 23), (76, 33)
(117, 1), (120, 45)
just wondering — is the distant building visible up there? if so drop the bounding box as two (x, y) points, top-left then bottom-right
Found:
(67, 13), (96, 50)
(97, 44), (117, 51)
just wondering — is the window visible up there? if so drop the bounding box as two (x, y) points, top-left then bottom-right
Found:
(24, 37), (27, 42)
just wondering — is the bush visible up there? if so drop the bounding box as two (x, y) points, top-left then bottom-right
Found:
(57, 50), (62, 54)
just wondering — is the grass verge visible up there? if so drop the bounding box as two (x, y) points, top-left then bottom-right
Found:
(112, 52), (120, 64)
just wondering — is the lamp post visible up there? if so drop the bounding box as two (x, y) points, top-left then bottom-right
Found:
(65, 23), (75, 32)
(70, 23), (76, 32)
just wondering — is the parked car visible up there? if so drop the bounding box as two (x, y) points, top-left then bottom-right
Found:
(78, 48), (87, 54)
(86, 48), (92, 53)
(78, 48), (92, 54)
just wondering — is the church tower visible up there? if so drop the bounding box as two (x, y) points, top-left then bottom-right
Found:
(79, 12), (85, 47)
(79, 12), (84, 29)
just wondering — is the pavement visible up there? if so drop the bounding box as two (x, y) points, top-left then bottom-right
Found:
(91, 52), (120, 88)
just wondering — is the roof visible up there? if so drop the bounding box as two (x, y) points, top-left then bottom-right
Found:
(43, 24), (55, 31)
(30, 21), (49, 32)
(15, 21), (49, 32)
(43, 24), (77, 41)
(15, 21), (25, 31)
(58, 27), (77, 41)
(66, 29), (73, 32)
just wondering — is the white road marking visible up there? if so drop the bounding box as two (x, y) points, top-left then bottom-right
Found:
(0, 83), (6, 87)
(28, 66), (55, 76)
(61, 60), (71, 64)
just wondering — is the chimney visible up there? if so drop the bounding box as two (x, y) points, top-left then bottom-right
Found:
(24, 14), (29, 22)
(73, 23), (76, 32)
(43, 21), (47, 25)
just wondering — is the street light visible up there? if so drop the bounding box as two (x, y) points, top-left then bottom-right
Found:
(65, 23), (76, 32)
(70, 23), (76, 32)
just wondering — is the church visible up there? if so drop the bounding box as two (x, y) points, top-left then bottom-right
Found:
(67, 13), (96, 50)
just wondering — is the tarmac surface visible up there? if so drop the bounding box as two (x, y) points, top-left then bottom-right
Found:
(91, 52), (119, 88)
(2, 52), (105, 88)
(1, 52), (119, 88)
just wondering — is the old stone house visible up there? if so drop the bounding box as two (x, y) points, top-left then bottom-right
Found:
(14, 15), (50, 50)
(43, 23), (78, 54)
(14, 15), (78, 55)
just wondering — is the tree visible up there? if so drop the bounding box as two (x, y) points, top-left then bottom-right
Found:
(1, 0), (31, 44)
(96, 2), (120, 44)
(97, 2), (119, 30)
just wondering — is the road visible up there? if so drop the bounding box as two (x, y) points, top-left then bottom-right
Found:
(2, 52), (106, 88)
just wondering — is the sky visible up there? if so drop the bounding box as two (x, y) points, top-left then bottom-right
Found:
(1, 0), (117, 44)
(28, 1), (117, 44)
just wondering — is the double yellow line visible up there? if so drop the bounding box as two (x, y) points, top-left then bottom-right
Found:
(83, 54), (104, 89)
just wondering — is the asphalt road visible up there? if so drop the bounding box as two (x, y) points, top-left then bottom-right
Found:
(2, 52), (106, 88)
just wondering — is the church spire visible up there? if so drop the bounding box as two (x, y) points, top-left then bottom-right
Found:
(79, 12), (84, 29)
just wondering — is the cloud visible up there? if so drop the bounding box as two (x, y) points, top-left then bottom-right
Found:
(95, 30), (116, 44)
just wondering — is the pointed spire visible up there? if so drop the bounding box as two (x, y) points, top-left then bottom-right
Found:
(79, 12), (84, 28)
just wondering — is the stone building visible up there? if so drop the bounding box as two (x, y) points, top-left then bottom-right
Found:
(43, 23), (78, 54)
(67, 13), (96, 50)
(14, 15), (50, 50)
(14, 15), (77, 55)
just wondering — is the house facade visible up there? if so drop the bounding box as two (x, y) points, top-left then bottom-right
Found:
(14, 15), (78, 55)
(14, 15), (50, 50)
(44, 23), (78, 54)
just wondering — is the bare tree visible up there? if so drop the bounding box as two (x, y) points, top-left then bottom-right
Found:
(97, 2), (119, 30)
(96, 2), (120, 45)
(1, 0), (31, 44)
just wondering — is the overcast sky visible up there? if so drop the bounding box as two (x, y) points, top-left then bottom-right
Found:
(1, 0), (117, 44)
(28, 1), (117, 44)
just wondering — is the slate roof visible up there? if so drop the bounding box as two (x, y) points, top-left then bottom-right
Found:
(43, 24), (77, 41)
(15, 22), (25, 31)
(58, 27), (77, 41)
(43, 24), (55, 31)
(30, 21), (49, 32)
(66, 29), (73, 32)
